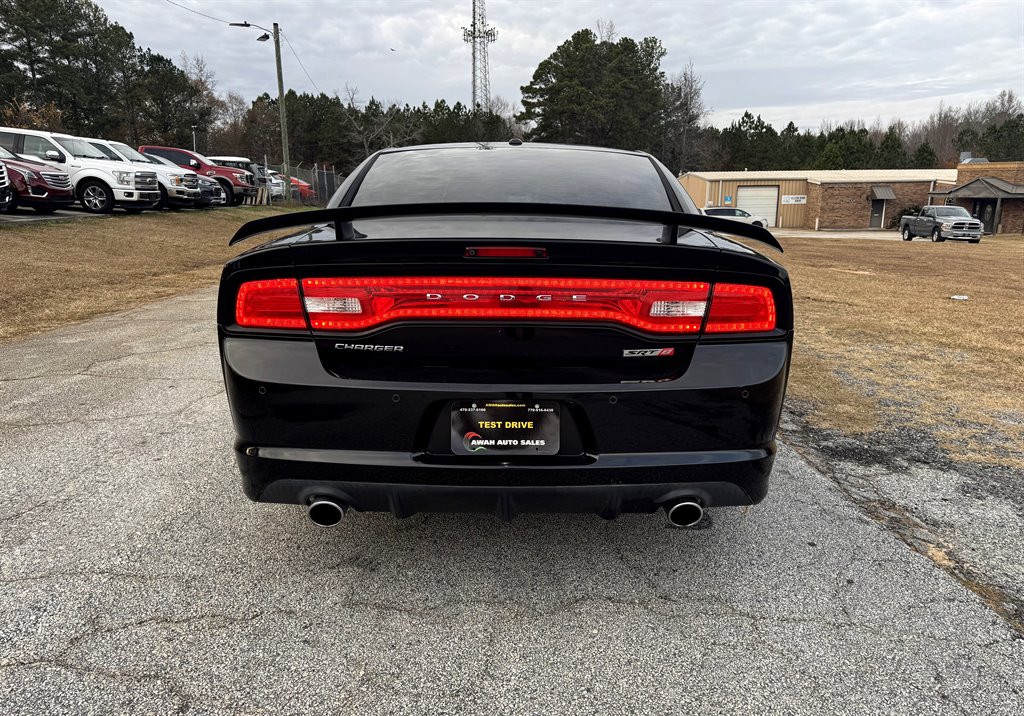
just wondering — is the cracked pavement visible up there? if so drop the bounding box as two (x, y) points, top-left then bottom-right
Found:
(1, 289), (1022, 715)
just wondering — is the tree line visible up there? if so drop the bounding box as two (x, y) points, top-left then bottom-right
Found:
(516, 27), (1022, 172)
(2, 0), (1021, 177)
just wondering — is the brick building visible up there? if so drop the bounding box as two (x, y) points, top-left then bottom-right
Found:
(928, 162), (1024, 235)
(678, 169), (957, 229)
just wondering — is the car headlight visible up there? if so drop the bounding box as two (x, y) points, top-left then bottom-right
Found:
(8, 165), (37, 180)
(112, 170), (133, 185)
(171, 175), (183, 186)
(941, 222), (953, 229)
(232, 172), (246, 183)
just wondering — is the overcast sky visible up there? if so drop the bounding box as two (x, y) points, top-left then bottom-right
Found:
(99, 0), (1024, 131)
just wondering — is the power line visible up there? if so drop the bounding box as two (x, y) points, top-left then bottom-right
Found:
(164, 1), (322, 95)
(163, 0), (231, 25)
(281, 30), (322, 95)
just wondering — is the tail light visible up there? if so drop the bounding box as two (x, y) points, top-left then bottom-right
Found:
(705, 283), (776, 333)
(300, 277), (710, 333)
(233, 277), (777, 334)
(235, 278), (305, 329)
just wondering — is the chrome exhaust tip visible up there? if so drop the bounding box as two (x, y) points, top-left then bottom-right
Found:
(666, 500), (704, 528)
(307, 498), (346, 528)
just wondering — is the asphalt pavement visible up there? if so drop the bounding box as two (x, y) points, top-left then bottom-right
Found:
(1, 289), (1022, 715)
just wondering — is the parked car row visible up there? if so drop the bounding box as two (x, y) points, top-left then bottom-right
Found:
(0, 125), (283, 215)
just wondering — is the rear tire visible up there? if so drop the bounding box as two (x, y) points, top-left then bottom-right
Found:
(752, 221), (763, 228)
(901, 226), (913, 241)
(931, 228), (944, 243)
(78, 180), (114, 214)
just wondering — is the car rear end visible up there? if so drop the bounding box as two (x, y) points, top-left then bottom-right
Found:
(218, 144), (792, 525)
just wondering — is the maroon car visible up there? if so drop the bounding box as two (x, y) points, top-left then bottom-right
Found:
(138, 145), (256, 206)
(0, 145), (75, 213)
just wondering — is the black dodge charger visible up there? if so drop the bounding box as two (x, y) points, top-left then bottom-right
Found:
(218, 142), (792, 528)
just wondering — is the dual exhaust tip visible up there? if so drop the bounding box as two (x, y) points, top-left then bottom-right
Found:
(307, 498), (346, 527)
(665, 500), (704, 528)
(307, 497), (705, 528)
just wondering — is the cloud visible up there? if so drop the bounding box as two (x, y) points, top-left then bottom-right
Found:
(100, 0), (1024, 128)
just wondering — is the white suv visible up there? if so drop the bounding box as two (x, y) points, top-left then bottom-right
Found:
(0, 126), (160, 213)
(701, 207), (770, 228)
(85, 138), (200, 209)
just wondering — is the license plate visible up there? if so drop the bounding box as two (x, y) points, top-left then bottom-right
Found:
(451, 400), (559, 455)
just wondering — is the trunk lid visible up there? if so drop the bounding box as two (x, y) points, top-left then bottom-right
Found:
(285, 235), (722, 385)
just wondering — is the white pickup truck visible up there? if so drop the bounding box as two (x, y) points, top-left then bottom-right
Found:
(85, 137), (200, 209)
(0, 126), (160, 213)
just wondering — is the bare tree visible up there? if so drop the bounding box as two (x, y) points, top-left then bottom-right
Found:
(209, 91), (249, 155)
(595, 18), (617, 42)
(180, 53), (226, 127)
(663, 59), (709, 170)
(340, 85), (419, 159)
(487, 94), (527, 138)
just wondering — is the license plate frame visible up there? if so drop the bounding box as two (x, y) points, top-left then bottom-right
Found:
(451, 400), (560, 455)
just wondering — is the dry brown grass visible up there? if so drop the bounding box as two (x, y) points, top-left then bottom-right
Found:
(0, 206), (305, 342)
(777, 233), (1024, 467)
(2, 212), (1021, 467)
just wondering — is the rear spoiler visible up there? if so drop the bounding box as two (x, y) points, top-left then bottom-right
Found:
(228, 202), (783, 252)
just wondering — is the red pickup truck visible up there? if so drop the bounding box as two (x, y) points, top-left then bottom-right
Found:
(138, 145), (256, 205)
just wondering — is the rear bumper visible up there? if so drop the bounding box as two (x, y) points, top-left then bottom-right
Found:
(239, 447), (772, 519)
(222, 336), (790, 516)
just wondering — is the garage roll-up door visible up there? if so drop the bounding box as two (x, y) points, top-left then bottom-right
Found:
(736, 186), (779, 227)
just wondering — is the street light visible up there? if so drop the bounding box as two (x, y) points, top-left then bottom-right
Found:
(230, 20), (291, 195)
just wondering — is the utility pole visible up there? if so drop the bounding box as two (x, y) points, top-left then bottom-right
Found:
(462, 0), (497, 112)
(272, 23), (291, 187)
(230, 20), (291, 192)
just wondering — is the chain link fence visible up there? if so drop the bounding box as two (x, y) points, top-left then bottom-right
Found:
(265, 162), (341, 207)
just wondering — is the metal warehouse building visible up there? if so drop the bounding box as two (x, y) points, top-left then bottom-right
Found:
(678, 169), (958, 230)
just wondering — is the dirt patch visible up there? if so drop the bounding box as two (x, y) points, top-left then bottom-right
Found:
(780, 234), (1024, 468)
(0, 206), (308, 343)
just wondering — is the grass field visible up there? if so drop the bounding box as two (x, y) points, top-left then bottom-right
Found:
(0, 206), (300, 343)
(2, 211), (1020, 467)
(778, 234), (1024, 468)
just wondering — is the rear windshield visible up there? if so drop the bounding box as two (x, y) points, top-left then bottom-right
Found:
(351, 146), (672, 210)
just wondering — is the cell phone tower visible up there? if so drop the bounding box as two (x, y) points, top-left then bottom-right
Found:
(462, 0), (497, 111)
